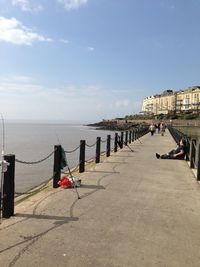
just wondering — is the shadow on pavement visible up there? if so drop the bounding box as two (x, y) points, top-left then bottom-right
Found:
(86, 170), (120, 174)
(15, 213), (79, 222)
(81, 184), (106, 190)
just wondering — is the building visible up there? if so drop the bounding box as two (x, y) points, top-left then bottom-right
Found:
(141, 95), (155, 114)
(141, 86), (200, 115)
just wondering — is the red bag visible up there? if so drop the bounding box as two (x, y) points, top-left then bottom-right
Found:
(58, 176), (72, 188)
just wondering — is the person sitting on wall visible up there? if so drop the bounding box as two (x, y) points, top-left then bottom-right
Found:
(156, 139), (186, 159)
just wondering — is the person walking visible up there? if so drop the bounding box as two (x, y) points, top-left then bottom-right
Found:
(157, 122), (160, 133)
(149, 123), (156, 136)
(160, 122), (165, 136)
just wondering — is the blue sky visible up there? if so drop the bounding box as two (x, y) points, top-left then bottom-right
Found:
(0, 0), (200, 121)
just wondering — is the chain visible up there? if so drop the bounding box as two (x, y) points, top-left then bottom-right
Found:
(85, 141), (97, 148)
(15, 177), (52, 196)
(71, 163), (80, 173)
(65, 145), (80, 153)
(15, 150), (55, 165)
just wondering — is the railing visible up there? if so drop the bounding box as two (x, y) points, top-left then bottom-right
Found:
(168, 125), (200, 180)
(1, 126), (149, 218)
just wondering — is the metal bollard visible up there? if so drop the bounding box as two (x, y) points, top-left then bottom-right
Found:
(129, 131), (132, 144)
(106, 135), (111, 157)
(190, 139), (196, 169)
(96, 137), (101, 163)
(53, 145), (62, 188)
(120, 132), (124, 148)
(3, 154), (15, 218)
(135, 130), (138, 140)
(197, 144), (200, 181)
(132, 130), (135, 142)
(114, 133), (118, 152)
(125, 131), (128, 146)
(79, 140), (86, 173)
(185, 138), (190, 161)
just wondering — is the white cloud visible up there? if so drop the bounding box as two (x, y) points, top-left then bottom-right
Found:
(0, 17), (52, 45)
(58, 0), (88, 10)
(0, 81), (103, 120)
(0, 76), (137, 120)
(87, 46), (94, 51)
(60, 39), (69, 44)
(12, 0), (43, 12)
(0, 75), (34, 83)
(12, 75), (34, 82)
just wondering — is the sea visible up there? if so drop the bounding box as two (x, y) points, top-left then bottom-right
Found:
(0, 121), (116, 193)
(175, 126), (200, 142)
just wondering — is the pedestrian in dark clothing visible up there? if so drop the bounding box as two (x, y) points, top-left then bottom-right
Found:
(157, 122), (160, 133)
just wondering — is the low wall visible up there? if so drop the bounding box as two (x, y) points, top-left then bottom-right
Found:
(169, 120), (200, 127)
(125, 119), (200, 127)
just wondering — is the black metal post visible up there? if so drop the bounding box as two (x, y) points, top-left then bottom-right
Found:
(139, 129), (141, 138)
(79, 140), (86, 173)
(106, 135), (111, 157)
(129, 131), (132, 144)
(132, 130), (134, 142)
(120, 132), (124, 148)
(135, 130), (138, 140)
(190, 139), (196, 169)
(96, 137), (101, 163)
(3, 154), (15, 218)
(125, 131), (128, 146)
(53, 145), (62, 188)
(114, 133), (118, 152)
(197, 144), (200, 181)
(186, 138), (190, 161)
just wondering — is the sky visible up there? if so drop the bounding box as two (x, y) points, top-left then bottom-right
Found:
(0, 0), (200, 121)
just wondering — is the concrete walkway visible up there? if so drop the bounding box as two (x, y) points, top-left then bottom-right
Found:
(1, 130), (200, 267)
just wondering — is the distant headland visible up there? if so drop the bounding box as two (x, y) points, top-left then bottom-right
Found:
(86, 119), (148, 131)
(87, 112), (200, 130)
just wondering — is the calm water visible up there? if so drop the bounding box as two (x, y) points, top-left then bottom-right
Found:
(0, 122), (116, 192)
(175, 126), (200, 141)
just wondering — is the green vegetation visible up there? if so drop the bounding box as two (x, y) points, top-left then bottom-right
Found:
(124, 114), (154, 120)
(183, 113), (199, 120)
(123, 112), (200, 121)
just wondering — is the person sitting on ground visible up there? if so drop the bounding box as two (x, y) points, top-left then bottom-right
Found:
(156, 139), (186, 159)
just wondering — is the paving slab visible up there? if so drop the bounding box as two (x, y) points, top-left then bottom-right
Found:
(0, 130), (200, 267)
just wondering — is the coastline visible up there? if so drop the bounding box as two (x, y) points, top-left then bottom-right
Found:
(87, 118), (200, 130)
(86, 120), (148, 131)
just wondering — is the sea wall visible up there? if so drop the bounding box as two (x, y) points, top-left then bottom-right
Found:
(124, 119), (200, 127)
(88, 119), (200, 130)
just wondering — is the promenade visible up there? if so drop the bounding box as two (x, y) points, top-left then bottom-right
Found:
(1, 130), (200, 267)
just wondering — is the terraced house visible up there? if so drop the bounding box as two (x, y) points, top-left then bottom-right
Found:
(141, 86), (200, 115)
